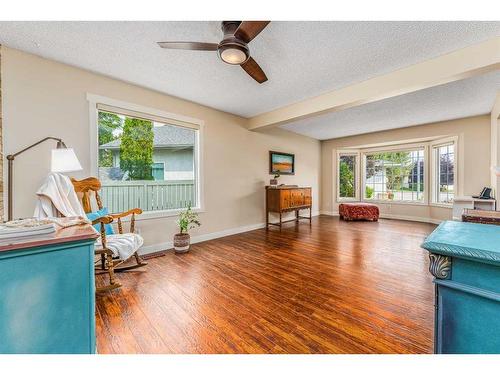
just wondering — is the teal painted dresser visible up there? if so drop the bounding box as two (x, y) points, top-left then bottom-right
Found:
(0, 224), (98, 353)
(422, 220), (500, 354)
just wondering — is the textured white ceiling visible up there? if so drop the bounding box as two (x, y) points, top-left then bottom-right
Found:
(0, 21), (498, 118)
(281, 70), (500, 140)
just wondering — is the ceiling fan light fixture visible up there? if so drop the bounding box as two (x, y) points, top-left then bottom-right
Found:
(218, 38), (249, 65)
(220, 47), (247, 65)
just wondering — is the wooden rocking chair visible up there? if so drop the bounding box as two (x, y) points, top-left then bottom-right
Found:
(71, 177), (147, 292)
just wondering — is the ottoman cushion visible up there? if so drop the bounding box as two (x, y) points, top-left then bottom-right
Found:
(339, 202), (379, 221)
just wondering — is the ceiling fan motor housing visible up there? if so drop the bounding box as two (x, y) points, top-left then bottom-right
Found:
(218, 21), (250, 65)
(221, 21), (241, 36)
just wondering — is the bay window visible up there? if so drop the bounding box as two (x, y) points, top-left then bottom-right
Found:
(336, 137), (458, 207)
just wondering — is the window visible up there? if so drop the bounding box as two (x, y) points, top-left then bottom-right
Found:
(432, 142), (455, 205)
(152, 162), (165, 181)
(335, 137), (458, 207)
(96, 107), (199, 214)
(337, 152), (359, 200)
(363, 148), (425, 203)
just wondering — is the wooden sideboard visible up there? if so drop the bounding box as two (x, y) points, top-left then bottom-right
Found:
(266, 186), (312, 229)
(0, 223), (98, 353)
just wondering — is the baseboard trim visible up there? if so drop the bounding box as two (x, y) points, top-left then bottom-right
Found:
(141, 249), (168, 260)
(319, 211), (339, 216)
(319, 210), (442, 224)
(379, 213), (442, 225)
(139, 211), (321, 255)
(139, 222), (265, 255)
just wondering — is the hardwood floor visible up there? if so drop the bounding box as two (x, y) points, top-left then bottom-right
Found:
(95, 215), (436, 354)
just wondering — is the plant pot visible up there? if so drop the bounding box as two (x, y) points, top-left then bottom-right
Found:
(270, 179), (278, 186)
(174, 233), (190, 253)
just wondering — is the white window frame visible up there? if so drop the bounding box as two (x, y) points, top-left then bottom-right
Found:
(87, 93), (204, 220)
(360, 142), (429, 206)
(430, 136), (458, 207)
(336, 149), (360, 202)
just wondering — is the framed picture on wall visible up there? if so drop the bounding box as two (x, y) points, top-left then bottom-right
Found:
(269, 151), (295, 175)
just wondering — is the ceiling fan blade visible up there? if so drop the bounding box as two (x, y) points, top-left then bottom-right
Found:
(241, 57), (268, 84)
(157, 42), (218, 51)
(234, 21), (270, 43)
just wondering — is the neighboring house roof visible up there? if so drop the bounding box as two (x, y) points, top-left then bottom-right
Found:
(99, 125), (195, 150)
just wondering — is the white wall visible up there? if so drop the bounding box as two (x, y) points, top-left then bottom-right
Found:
(1, 47), (321, 251)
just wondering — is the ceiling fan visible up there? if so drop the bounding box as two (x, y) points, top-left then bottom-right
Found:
(157, 21), (270, 84)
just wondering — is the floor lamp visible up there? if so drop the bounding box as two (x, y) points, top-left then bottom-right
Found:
(6, 137), (82, 221)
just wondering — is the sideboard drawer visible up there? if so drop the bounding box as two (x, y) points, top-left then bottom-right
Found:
(303, 188), (312, 206)
(280, 189), (291, 209)
(291, 189), (304, 207)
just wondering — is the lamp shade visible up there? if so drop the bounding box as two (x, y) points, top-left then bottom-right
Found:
(51, 148), (83, 173)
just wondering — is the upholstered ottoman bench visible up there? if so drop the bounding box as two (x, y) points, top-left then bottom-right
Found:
(339, 202), (379, 221)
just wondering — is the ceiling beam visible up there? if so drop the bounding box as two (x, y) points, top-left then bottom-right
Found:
(247, 37), (500, 131)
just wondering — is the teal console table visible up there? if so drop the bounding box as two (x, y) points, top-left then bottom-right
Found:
(0, 223), (98, 353)
(422, 220), (500, 354)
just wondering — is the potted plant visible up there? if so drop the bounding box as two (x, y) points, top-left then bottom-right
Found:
(174, 205), (201, 253)
(270, 170), (281, 186)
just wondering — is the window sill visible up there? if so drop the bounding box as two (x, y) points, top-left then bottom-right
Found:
(361, 199), (428, 206)
(337, 197), (359, 203)
(111, 207), (205, 222)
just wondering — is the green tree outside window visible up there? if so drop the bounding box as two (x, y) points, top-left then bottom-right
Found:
(98, 112), (122, 167)
(339, 155), (355, 198)
(371, 151), (413, 191)
(120, 118), (155, 180)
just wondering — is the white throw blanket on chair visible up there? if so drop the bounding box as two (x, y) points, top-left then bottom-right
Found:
(95, 233), (144, 261)
(34, 172), (87, 218)
(34, 172), (143, 261)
